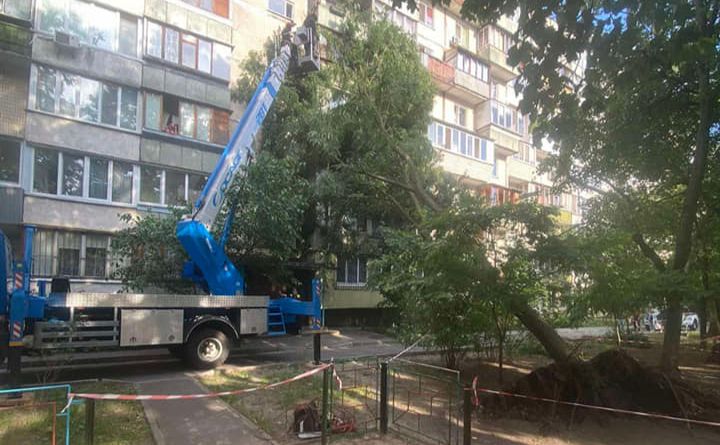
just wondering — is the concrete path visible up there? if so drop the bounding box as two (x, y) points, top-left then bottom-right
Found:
(136, 373), (272, 445)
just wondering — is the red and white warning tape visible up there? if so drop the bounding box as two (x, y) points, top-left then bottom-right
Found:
(471, 376), (720, 428)
(70, 363), (334, 401)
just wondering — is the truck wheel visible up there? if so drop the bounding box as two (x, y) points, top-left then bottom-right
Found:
(184, 328), (230, 370)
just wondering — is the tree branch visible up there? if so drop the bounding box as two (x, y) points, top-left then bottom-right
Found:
(632, 233), (666, 272)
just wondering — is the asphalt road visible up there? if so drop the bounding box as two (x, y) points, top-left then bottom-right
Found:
(2, 329), (405, 385)
(1, 326), (612, 385)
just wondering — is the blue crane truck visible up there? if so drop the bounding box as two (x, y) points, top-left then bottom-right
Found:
(0, 24), (322, 380)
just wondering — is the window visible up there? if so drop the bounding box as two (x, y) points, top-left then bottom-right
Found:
(491, 102), (516, 131)
(29, 147), (210, 208)
(336, 257), (367, 286)
(61, 153), (84, 197)
(112, 161), (133, 203)
(418, 3), (433, 27)
(181, 34), (197, 69)
(455, 52), (488, 82)
(268, 0), (293, 19)
(164, 28), (180, 63)
(514, 143), (535, 164)
(165, 170), (186, 207)
(33, 147), (59, 194)
(453, 105), (467, 127)
(188, 173), (207, 205)
(144, 93), (162, 131)
(0, 139), (21, 183)
(198, 39), (212, 73)
(36, 0), (138, 56)
(36, 66), (57, 113)
(32, 230), (112, 278)
(89, 158), (109, 199)
(140, 166), (163, 204)
(385, 9), (416, 35)
(2, 0), (32, 20)
(180, 0), (229, 18)
(145, 93), (228, 144)
(455, 23), (473, 49)
(57, 232), (81, 276)
(146, 21), (163, 58)
(85, 235), (108, 277)
(144, 21), (232, 81)
(427, 121), (493, 164)
(140, 167), (207, 206)
(212, 44), (231, 80)
(479, 25), (513, 54)
(33, 65), (139, 131)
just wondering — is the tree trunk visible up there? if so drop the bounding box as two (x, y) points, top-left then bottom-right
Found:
(498, 333), (504, 385)
(660, 6), (713, 372)
(511, 301), (572, 364)
(707, 296), (720, 337)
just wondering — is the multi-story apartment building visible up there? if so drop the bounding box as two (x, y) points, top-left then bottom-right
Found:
(318, 0), (585, 323)
(0, 0), (582, 323)
(0, 0), (294, 293)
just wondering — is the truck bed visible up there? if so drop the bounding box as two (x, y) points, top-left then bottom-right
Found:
(46, 293), (268, 309)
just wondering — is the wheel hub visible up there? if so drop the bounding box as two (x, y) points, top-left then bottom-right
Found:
(197, 337), (223, 362)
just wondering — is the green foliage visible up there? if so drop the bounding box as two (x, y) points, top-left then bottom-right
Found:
(371, 192), (573, 368)
(112, 208), (191, 293)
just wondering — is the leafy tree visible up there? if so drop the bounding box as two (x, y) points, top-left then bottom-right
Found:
(372, 194), (575, 368)
(398, 0), (720, 371)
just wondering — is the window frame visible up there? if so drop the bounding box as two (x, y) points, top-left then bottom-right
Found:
(28, 146), (208, 209)
(144, 20), (232, 81)
(35, 0), (139, 57)
(143, 92), (228, 145)
(336, 256), (368, 287)
(31, 64), (140, 132)
(418, 2), (433, 27)
(32, 229), (113, 279)
(267, 0), (293, 19)
(427, 121), (494, 164)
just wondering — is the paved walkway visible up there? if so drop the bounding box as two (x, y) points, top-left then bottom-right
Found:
(136, 373), (273, 445)
(131, 329), (404, 445)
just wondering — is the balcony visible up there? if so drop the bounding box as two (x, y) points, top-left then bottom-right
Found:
(428, 51), (490, 105)
(479, 184), (521, 206)
(477, 44), (518, 83)
(474, 101), (528, 155)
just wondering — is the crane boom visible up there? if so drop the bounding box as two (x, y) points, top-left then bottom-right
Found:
(194, 44), (291, 229)
(176, 43), (293, 295)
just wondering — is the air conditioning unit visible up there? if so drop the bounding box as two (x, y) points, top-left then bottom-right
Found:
(54, 31), (79, 48)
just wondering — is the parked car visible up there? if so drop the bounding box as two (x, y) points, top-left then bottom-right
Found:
(682, 312), (699, 331)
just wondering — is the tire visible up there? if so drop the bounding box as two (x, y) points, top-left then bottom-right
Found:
(184, 328), (230, 370)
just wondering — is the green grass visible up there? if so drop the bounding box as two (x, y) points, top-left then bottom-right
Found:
(199, 363), (372, 439)
(0, 382), (153, 445)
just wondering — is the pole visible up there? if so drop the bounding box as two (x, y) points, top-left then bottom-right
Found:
(379, 361), (388, 434)
(321, 366), (330, 445)
(85, 399), (95, 445)
(313, 333), (321, 365)
(463, 387), (472, 445)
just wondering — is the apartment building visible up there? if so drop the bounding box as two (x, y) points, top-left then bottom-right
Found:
(0, 0), (305, 293)
(318, 0), (585, 324)
(0, 0), (582, 323)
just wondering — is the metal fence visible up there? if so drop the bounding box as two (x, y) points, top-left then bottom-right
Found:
(0, 384), (73, 445)
(387, 359), (464, 445)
